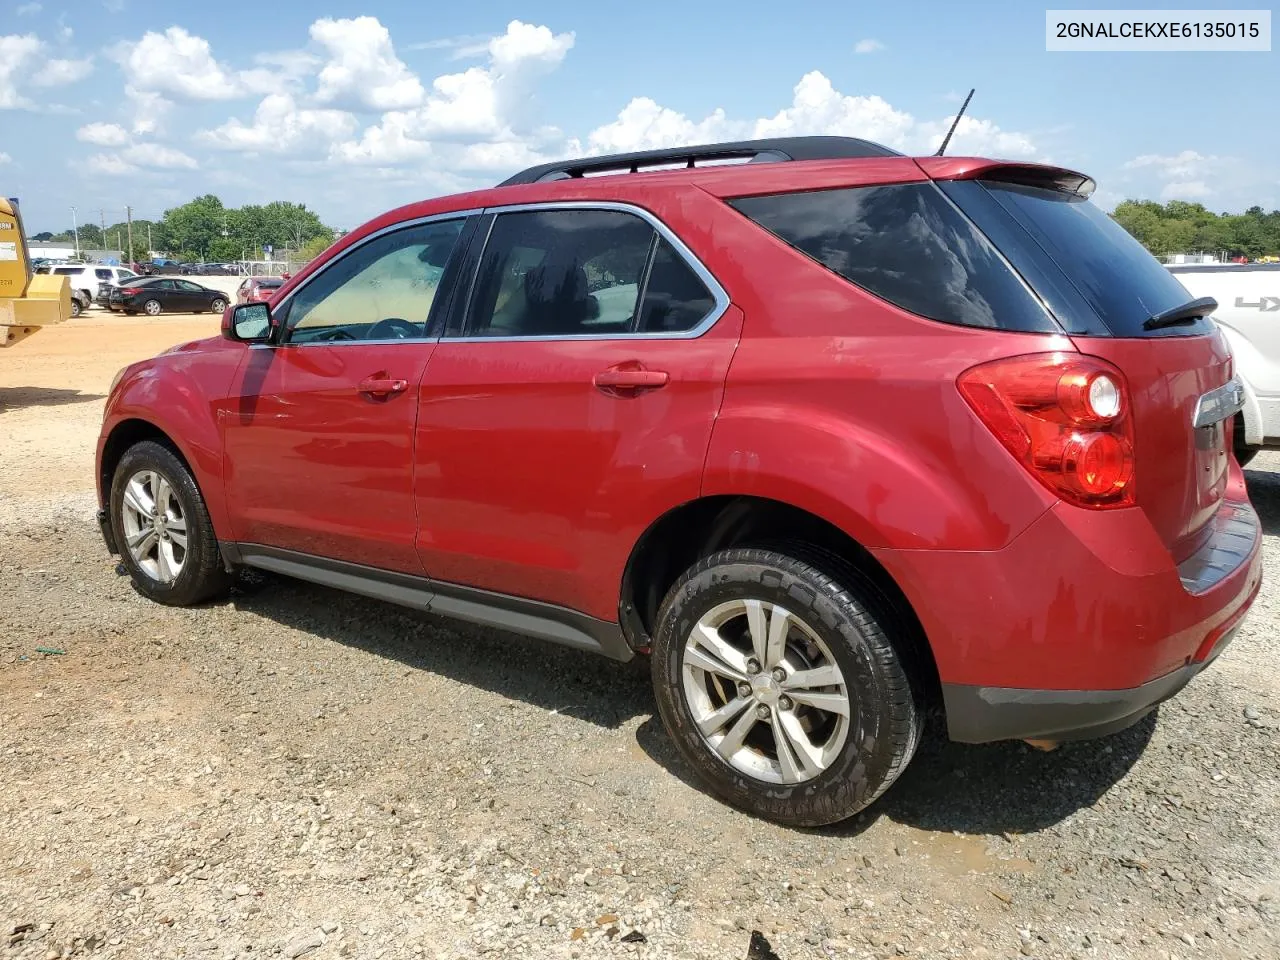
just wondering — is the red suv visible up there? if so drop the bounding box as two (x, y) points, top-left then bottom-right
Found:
(96, 137), (1261, 826)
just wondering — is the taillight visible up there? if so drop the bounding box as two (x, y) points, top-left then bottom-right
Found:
(120, 287), (142, 296)
(958, 352), (1136, 509)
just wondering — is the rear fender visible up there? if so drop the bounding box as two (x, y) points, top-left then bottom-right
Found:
(1215, 322), (1264, 445)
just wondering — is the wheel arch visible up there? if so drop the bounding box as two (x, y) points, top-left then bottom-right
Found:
(620, 494), (942, 707)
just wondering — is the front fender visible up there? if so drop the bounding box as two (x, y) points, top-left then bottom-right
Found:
(99, 339), (245, 538)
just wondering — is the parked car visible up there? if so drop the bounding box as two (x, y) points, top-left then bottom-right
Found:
(69, 287), (91, 318)
(95, 137), (1261, 827)
(35, 263), (138, 303)
(107, 276), (229, 316)
(1163, 263), (1280, 466)
(235, 276), (284, 304)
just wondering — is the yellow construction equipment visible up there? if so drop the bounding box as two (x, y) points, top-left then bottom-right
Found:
(1, 195), (72, 346)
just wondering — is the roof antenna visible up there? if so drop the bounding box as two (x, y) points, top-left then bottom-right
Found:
(935, 88), (975, 156)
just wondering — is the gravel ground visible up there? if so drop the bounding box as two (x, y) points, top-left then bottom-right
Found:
(2, 326), (1278, 959)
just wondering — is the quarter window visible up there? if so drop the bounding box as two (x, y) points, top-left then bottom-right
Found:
(283, 219), (465, 343)
(730, 184), (1055, 333)
(464, 208), (718, 338)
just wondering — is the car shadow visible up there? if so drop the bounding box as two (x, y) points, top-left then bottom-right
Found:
(1244, 466), (1280, 534)
(228, 570), (652, 730)
(0, 386), (105, 413)
(635, 709), (1156, 837)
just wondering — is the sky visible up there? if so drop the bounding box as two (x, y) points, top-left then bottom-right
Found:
(1, 0), (1276, 235)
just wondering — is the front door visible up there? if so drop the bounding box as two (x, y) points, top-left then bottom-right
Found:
(220, 216), (470, 573)
(415, 205), (740, 620)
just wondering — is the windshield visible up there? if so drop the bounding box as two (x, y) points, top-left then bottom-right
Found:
(980, 181), (1199, 337)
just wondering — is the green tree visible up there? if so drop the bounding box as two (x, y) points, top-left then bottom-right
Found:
(160, 194), (227, 261)
(1111, 198), (1280, 259)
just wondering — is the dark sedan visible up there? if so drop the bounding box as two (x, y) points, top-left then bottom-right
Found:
(108, 277), (229, 316)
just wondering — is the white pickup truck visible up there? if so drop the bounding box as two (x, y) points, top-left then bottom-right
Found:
(1168, 263), (1280, 465)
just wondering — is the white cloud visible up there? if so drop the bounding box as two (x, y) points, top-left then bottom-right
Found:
(408, 34), (494, 58)
(1162, 180), (1210, 200)
(327, 20), (575, 166)
(32, 57), (94, 87)
(854, 39), (884, 54)
(125, 86), (169, 135)
(311, 16), (425, 111)
(112, 27), (243, 100)
(76, 121), (130, 146)
(915, 114), (1038, 158)
(17, 3), (41, 15)
(753, 72), (916, 144)
(199, 93), (358, 154)
(0, 152), (11, 164)
(0, 33), (43, 109)
(122, 142), (198, 169)
(583, 97), (738, 154)
(1125, 150), (1218, 180)
(85, 152), (136, 175)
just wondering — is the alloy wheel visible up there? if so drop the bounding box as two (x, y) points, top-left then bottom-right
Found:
(119, 469), (187, 583)
(681, 599), (850, 784)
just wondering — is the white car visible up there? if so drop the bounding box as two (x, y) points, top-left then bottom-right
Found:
(1169, 263), (1280, 464)
(35, 264), (138, 304)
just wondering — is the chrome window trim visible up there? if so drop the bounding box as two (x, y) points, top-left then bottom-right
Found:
(446, 200), (729, 343)
(267, 209), (482, 347)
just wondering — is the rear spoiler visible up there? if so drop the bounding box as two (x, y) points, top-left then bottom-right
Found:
(916, 158), (1095, 199)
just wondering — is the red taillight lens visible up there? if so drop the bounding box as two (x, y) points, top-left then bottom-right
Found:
(958, 352), (1136, 509)
(120, 287), (142, 295)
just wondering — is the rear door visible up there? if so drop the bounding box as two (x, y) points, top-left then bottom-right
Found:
(945, 177), (1238, 559)
(415, 204), (740, 620)
(221, 216), (471, 573)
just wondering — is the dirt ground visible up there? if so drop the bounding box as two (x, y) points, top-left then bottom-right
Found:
(1, 317), (1278, 960)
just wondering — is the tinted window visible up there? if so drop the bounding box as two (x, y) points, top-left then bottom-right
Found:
(464, 209), (719, 338)
(467, 209), (652, 337)
(284, 218), (464, 342)
(54, 267), (78, 275)
(981, 182), (1204, 337)
(637, 238), (717, 333)
(176, 280), (202, 291)
(730, 184), (1056, 332)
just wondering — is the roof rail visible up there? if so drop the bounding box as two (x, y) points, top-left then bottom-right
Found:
(498, 136), (902, 186)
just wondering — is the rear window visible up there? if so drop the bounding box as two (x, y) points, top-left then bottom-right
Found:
(729, 184), (1056, 333)
(979, 182), (1201, 338)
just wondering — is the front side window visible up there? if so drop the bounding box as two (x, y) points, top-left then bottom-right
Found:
(282, 219), (465, 343)
(730, 184), (1056, 333)
(465, 208), (718, 338)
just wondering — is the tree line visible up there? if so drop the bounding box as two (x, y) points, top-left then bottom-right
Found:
(35, 195), (335, 264)
(1111, 200), (1280, 259)
(37, 192), (1280, 265)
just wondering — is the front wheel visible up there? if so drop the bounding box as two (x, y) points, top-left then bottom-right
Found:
(651, 548), (922, 827)
(142, 299), (162, 316)
(110, 440), (233, 606)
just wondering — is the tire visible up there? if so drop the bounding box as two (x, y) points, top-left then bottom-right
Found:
(110, 440), (233, 606)
(210, 298), (227, 314)
(651, 548), (922, 827)
(70, 298), (82, 318)
(143, 299), (162, 316)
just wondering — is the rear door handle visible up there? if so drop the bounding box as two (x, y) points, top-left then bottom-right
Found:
(358, 376), (409, 397)
(593, 367), (670, 392)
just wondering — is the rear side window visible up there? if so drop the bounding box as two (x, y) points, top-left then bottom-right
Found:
(730, 184), (1056, 333)
(980, 182), (1203, 337)
(464, 208), (719, 338)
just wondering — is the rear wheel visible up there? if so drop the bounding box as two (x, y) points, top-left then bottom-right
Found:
(143, 299), (162, 316)
(210, 297), (227, 314)
(650, 548), (922, 827)
(69, 298), (82, 318)
(110, 441), (233, 606)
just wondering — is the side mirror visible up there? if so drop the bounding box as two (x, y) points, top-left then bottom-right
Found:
(222, 302), (273, 343)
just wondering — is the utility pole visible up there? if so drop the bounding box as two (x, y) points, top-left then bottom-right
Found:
(126, 205), (134, 265)
(146, 222), (152, 256)
(70, 206), (80, 259)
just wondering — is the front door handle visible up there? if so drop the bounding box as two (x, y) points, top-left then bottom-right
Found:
(358, 376), (409, 397)
(593, 366), (669, 393)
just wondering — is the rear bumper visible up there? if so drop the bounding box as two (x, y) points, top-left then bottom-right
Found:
(942, 620), (1245, 742)
(875, 492), (1262, 743)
